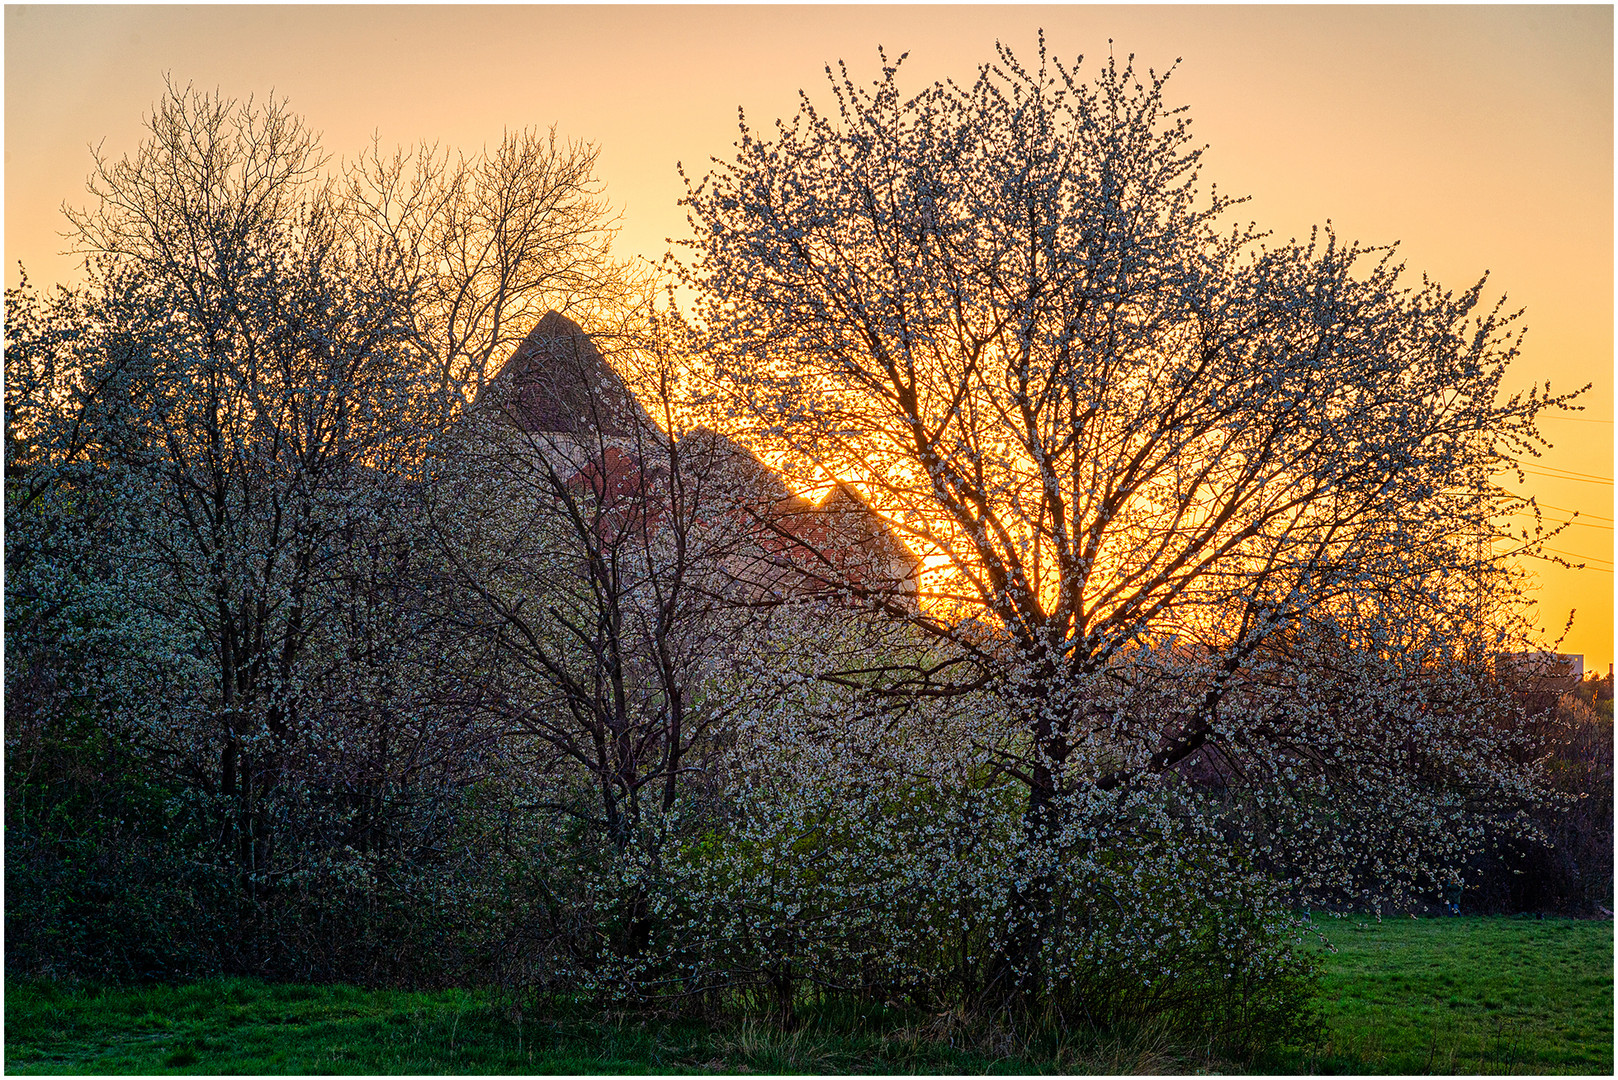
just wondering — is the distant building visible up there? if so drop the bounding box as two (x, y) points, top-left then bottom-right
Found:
(1493, 651), (1584, 694)
(475, 310), (645, 438)
(686, 426), (921, 609)
(468, 312), (921, 611)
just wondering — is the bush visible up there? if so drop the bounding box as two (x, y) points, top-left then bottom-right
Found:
(532, 635), (1324, 1053)
(1464, 696), (1613, 915)
(3, 698), (571, 989)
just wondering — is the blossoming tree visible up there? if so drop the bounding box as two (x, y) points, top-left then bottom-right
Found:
(679, 39), (1576, 1005)
(5, 81), (632, 976)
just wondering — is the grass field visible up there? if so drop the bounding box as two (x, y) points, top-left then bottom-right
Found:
(1278, 915), (1613, 1075)
(6, 917), (1611, 1074)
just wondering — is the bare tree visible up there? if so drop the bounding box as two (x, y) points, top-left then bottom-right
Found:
(435, 312), (752, 839)
(424, 309), (791, 974)
(343, 127), (631, 408)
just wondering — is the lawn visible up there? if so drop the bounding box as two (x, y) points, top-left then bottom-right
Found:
(6, 917), (1611, 1074)
(1279, 915), (1613, 1075)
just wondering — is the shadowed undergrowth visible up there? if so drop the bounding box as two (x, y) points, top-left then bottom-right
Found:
(0, 980), (1213, 1074)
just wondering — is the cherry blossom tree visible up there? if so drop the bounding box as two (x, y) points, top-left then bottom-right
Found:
(680, 38), (1576, 1003)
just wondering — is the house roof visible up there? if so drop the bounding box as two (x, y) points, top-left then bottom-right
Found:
(469, 317), (921, 603)
(680, 426), (808, 518)
(476, 311), (640, 436)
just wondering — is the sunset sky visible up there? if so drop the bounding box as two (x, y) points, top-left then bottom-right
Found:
(6, 4), (1612, 668)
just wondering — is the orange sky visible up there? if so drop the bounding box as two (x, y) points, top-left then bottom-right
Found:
(6, 4), (1612, 669)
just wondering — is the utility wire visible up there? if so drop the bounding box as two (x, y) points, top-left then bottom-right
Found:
(1528, 463), (1615, 482)
(1542, 546), (1615, 566)
(1509, 511), (1616, 531)
(1534, 502), (1614, 522)
(1520, 468), (1613, 486)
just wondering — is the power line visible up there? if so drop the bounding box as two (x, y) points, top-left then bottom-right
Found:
(1542, 546), (1616, 566)
(1520, 468), (1614, 486)
(1535, 502), (1614, 522)
(1509, 510), (1616, 531)
(1528, 463), (1615, 482)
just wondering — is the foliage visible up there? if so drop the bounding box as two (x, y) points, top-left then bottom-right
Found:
(4, 703), (233, 982)
(1463, 696), (1613, 916)
(458, 609), (1313, 1049)
(4, 81), (623, 987)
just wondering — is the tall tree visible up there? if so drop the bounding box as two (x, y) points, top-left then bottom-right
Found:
(47, 83), (437, 932)
(342, 127), (632, 408)
(680, 40), (1575, 988)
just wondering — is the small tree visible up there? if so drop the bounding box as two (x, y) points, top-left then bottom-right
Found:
(428, 308), (769, 981)
(681, 39), (1574, 1006)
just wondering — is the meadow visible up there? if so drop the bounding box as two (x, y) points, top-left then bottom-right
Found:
(6, 916), (1610, 1075)
(1285, 916), (1612, 1074)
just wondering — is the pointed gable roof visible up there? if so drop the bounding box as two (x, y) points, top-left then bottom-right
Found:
(476, 311), (640, 435)
(680, 426), (808, 519)
(806, 481), (922, 581)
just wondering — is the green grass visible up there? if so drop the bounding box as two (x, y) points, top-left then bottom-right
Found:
(6, 917), (1612, 1074)
(1274, 915), (1614, 1074)
(0, 980), (1054, 1074)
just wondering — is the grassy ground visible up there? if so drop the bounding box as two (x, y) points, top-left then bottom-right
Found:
(6, 917), (1611, 1074)
(1274, 915), (1613, 1074)
(0, 980), (1166, 1075)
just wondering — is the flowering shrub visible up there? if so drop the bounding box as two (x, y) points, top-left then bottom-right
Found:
(484, 610), (1317, 1047)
